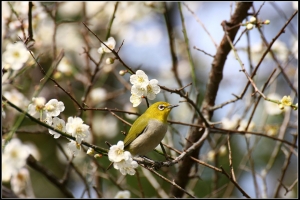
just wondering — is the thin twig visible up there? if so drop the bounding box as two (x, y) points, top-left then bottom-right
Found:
(220, 167), (251, 198)
(163, 2), (183, 89)
(141, 165), (196, 198)
(82, 22), (135, 74)
(227, 134), (236, 182)
(135, 170), (145, 198)
(183, 2), (218, 48)
(178, 2), (197, 88)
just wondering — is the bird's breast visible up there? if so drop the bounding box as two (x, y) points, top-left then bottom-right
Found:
(127, 119), (167, 156)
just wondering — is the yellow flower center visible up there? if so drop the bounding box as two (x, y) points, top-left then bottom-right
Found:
(45, 104), (55, 112)
(75, 142), (81, 150)
(76, 127), (83, 134)
(10, 149), (18, 158)
(117, 149), (124, 155)
(35, 105), (44, 111)
(147, 84), (152, 93)
(13, 51), (20, 58)
(138, 77), (145, 83)
(56, 123), (63, 131)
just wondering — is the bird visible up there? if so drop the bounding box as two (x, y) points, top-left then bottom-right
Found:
(106, 101), (178, 170)
(123, 101), (178, 156)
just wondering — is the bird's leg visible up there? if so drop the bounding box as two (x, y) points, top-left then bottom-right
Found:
(140, 155), (157, 167)
(139, 156), (163, 170)
(159, 142), (172, 161)
(153, 161), (164, 171)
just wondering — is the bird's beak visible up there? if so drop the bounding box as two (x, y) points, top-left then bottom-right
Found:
(168, 104), (179, 109)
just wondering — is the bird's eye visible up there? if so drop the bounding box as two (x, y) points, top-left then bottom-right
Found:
(158, 105), (165, 111)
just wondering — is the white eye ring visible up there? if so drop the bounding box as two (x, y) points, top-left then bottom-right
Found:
(158, 105), (165, 111)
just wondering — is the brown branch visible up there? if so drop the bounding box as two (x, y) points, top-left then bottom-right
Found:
(163, 2), (183, 89)
(26, 155), (74, 198)
(135, 170), (145, 198)
(170, 2), (253, 197)
(273, 134), (298, 197)
(220, 167), (251, 198)
(227, 134), (236, 182)
(193, 46), (215, 58)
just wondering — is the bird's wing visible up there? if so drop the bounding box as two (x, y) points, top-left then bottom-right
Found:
(124, 115), (148, 147)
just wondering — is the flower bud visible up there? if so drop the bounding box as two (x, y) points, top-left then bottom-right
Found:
(278, 104), (284, 110)
(264, 20), (270, 25)
(106, 57), (115, 65)
(87, 147), (94, 155)
(246, 23), (254, 30)
(94, 154), (102, 159)
(249, 16), (256, 24)
(119, 70), (127, 76)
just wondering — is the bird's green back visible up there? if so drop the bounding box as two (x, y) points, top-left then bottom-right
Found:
(123, 112), (149, 148)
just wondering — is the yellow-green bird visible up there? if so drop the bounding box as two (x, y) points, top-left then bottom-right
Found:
(124, 101), (178, 156)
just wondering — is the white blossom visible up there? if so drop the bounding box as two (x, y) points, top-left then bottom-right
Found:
(131, 84), (147, 97)
(28, 97), (46, 119)
(2, 42), (30, 70)
(129, 93), (143, 107)
(43, 116), (53, 125)
(3, 89), (29, 109)
(2, 138), (36, 182)
(146, 79), (160, 100)
(10, 168), (30, 195)
(2, 138), (30, 170)
(129, 70), (160, 106)
(67, 140), (81, 156)
(49, 117), (66, 139)
(113, 157), (138, 176)
(44, 99), (65, 117)
(66, 117), (90, 144)
(130, 70), (149, 88)
(108, 141), (131, 163)
(98, 37), (116, 53)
